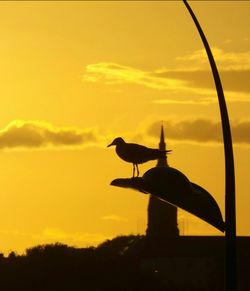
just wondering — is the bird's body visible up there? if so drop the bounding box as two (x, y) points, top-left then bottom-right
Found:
(108, 137), (170, 177)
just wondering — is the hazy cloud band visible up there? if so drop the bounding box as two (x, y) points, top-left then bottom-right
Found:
(148, 119), (250, 144)
(0, 120), (98, 150)
(83, 48), (250, 104)
(0, 118), (249, 151)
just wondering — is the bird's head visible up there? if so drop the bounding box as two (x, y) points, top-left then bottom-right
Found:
(107, 137), (125, 147)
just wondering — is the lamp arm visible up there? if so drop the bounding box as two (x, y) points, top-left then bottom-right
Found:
(182, 1), (236, 290)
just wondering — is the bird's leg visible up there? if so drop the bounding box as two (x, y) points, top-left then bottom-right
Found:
(133, 164), (135, 178)
(136, 164), (139, 177)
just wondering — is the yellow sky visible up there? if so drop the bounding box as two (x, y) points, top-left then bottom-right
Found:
(0, 1), (249, 254)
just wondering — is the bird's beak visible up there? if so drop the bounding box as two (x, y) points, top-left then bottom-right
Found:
(166, 150), (172, 153)
(107, 142), (114, 147)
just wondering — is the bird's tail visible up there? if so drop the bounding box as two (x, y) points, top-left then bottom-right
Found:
(163, 149), (172, 155)
(157, 149), (171, 159)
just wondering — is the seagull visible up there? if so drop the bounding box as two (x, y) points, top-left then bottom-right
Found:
(108, 137), (171, 177)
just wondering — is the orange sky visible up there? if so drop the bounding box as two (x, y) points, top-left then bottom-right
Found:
(0, 1), (249, 254)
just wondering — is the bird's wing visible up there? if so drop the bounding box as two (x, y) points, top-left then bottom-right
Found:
(127, 144), (164, 163)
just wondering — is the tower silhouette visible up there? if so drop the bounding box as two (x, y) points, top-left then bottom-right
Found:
(146, 125), (179, 240)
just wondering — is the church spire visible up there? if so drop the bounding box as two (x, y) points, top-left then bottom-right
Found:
(160, 124), (165, 148)
(157, 124), (168, 167)
(146, 124), (179, 240)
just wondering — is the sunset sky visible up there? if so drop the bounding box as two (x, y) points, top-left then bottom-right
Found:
(0, 1), (249, 254)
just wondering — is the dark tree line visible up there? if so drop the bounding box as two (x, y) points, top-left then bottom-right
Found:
(0, 235), (166, 291)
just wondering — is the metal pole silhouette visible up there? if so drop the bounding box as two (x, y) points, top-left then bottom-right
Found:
(183, 1), (237, 290)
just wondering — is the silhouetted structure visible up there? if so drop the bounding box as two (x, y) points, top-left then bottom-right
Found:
(183, 1), (237, 290)
(1, 236), (249, 291)
(146, 126), (179, 240)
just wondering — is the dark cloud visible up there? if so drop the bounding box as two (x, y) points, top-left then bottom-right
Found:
(231, 121), (250, 144)
(0, 121), (98, 149)
(148, 119), (250, 144)
(155, 70), (250, 94)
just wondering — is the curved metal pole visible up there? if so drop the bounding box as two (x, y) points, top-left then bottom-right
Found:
(182, 1), (237, 290)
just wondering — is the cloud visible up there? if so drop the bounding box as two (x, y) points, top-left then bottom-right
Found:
(0, 120), (100, 150)
(83, 62), (188, 91)
(176, 47), (250, 70)
(147, 118), (250, 145)
(154, 69), (250, 94)
(83, 52), (250, 105)
(100, 214), (128, 222)
(152, 96), (216, 106)
(3, 117), (249, 151)
(154, 48), (250, 98)
(83, 62), (215, 99)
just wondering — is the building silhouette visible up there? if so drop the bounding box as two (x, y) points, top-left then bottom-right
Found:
(124, 127), (250, 290)
(146, 125), (179, 240)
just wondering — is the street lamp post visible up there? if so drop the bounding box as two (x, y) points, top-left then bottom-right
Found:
(109, 2), (237, 289)
(183, 1), (237, 290)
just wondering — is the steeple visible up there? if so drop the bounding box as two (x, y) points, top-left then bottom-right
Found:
(157, 124), (168, 167)
(146, 125), (179, 240)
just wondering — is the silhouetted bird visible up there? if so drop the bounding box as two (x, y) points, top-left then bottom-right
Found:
(108, 137), (171, 177)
